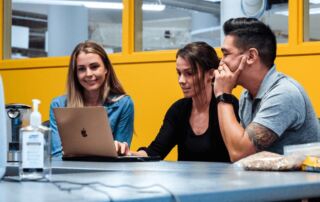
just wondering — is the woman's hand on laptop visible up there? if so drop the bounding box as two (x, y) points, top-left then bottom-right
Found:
(130, 150), (148, 157)
(114, 141), (149, 157)
(114, 141), (131, 156)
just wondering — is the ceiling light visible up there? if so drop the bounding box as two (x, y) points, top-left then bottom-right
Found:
(309, 7), (320, 14)
(13, 0), (83, 6)
(13, 0), (166, 11)
(202, 0), (221, 2)
(83, 2), (123, 9)
(274, 10), (288, 16)
(310, 0), (320, 4)
(142, 4), (165, 11)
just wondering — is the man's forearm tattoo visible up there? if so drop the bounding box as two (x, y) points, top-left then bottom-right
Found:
(245, 122), (278, 151)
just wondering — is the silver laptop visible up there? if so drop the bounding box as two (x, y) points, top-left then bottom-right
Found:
(53, 106), (160, 162)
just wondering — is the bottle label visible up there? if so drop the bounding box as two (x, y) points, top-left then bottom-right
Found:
(22, 131), (44, 169)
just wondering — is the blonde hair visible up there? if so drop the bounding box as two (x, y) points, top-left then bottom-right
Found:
(67, 41), (126, 107)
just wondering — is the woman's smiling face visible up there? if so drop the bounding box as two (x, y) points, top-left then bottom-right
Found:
(76, 52), (107, 94)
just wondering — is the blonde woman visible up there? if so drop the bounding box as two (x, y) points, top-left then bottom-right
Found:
(49, 41), (134, 157)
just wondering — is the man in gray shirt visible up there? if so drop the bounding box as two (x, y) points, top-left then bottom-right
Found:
(213, 17), (320, 162)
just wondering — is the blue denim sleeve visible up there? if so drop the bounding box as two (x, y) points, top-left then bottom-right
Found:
(49, 96), (65, 158)
(112, 96), (134, 147)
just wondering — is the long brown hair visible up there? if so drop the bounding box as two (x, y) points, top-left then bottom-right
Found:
(67, 41), (126, 107)
(176, 41), (219, 103)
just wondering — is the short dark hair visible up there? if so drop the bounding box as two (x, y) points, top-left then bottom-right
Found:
(223, 17), (276, 69)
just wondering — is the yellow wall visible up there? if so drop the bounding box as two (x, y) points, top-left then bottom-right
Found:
(0, 57), (183, 160)
(1, 0), (320, 160)
(1, 52), (320, 161)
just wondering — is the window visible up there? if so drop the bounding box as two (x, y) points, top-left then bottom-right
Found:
(135, 0), (221, 51)
(135, 0), (289, 52)
(9, 0), (123, 59)
(261, 0), (289, 43)
(304, 0), (320, 42)
(6, 0), (290, 58)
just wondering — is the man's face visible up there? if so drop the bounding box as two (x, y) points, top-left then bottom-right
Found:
(220, 35), (246, 72)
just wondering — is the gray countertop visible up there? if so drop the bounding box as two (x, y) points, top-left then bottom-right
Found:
(2, 160), (320, 202)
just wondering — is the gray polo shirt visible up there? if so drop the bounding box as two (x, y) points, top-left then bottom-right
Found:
(239, 66), (320, 154)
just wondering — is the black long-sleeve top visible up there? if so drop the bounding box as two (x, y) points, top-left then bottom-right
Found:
(144, 95), (239, 162)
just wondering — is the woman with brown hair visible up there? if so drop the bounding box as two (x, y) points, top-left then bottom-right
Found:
(120, 41), (239, 162)
(50, 41), (134, 157)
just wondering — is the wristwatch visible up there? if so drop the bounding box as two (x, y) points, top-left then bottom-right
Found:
(216, 93), (234, 104)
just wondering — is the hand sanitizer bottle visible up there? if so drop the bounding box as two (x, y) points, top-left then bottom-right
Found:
(19, 99), (51, 180)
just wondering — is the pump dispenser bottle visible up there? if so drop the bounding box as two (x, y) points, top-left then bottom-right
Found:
(19, 99), (51, 180)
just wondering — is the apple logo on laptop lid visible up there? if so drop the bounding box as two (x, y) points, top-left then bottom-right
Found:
(81, 128), (88, 137)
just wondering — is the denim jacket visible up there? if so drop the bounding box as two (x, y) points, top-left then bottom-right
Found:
(49, 94), (134, 157)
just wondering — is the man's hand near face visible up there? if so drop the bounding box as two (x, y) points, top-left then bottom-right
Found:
(213, 55), (258, 162)
(213, 56), (246, 97)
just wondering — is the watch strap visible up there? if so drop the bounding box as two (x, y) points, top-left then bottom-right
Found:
(216, 93), (234, 104)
